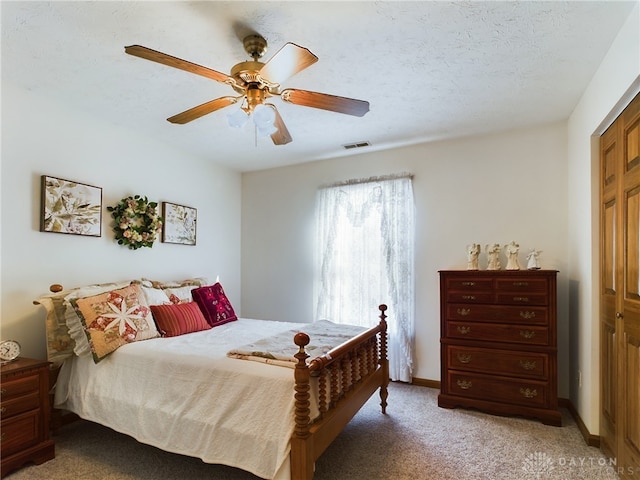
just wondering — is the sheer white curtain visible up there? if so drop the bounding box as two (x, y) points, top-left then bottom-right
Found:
(314, 174), (415, 382)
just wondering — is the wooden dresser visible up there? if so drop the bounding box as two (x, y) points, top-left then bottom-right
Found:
(438, 270), (561, 426)
(1, 357), (55, 478)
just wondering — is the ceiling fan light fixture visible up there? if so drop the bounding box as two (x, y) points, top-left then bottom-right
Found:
(253, 103), (276, 126)
(227, 106), (250, 128)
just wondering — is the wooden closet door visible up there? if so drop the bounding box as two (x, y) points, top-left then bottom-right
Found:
(620, 95), (640, 475)
(600, 91), (640, 476)
(600, 120), (619, 461)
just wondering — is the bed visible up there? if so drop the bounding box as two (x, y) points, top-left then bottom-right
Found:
(35, 279), (389, 480)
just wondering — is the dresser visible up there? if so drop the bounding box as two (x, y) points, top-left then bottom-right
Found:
(1, 357), (55, 478)
(438, 270), (561, 426)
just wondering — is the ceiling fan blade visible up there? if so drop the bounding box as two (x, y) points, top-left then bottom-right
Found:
(167, 96), (239, 124)
(280, 89), (369, 117)
(125, 45), (234, 84)
(267, 104), (292, 145)
(259, 43), (318, 85)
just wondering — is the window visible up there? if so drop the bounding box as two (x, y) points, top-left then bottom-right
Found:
(314, 174), (415, 382)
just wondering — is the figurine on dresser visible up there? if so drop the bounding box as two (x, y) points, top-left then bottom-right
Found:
(527, 248), (542, 270)
(466, 243), (480, 270)
(505, 241), (520, 270)
(486, 243), (501, 270)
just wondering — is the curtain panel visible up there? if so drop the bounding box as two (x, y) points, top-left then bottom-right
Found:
(314, 174), (415, 382)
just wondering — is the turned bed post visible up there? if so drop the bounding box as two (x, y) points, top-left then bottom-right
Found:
(378, 304), (389, 414)
(292, 332), (313, 480)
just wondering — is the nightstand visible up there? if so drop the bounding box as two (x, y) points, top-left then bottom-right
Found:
(1, 357), (55, 478)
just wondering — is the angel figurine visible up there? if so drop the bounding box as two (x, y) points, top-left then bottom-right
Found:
(466, 243), (480, 270)
(505, 241), (520, 270)
(527, 249), (542, 270)
(485, 243), (501, 270)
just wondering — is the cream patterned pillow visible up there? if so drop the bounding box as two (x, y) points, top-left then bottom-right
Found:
(69, 284), (159, 362)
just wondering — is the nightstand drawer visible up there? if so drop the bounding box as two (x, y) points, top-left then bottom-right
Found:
(447, 346), (549, 380)
(1, 392), (40, 417)
(1, 410), (40, 458)
(446, 321), (550, 345)
(1, 375), (39, 400)
(447, 304), (548, 325)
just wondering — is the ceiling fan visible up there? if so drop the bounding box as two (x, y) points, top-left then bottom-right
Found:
(124, 34), (370, 145)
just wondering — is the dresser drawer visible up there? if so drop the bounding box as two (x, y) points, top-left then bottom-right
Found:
(1, 410), (40, 458)
(446, 345), (549, 380)
(495, 277), (548, 293)
(0, 375), (39, 400)
(445, 321), (550, 346)
(445, 277), (494, 292)
(446, 292), (495, 304)
(495, 293), (548, 306)
(447, 304), (548, 325)
(447, 371), (549, 407)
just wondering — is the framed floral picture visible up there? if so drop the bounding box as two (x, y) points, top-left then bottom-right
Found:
(162, 202), (197, 245)
(40, 175), (102, 236)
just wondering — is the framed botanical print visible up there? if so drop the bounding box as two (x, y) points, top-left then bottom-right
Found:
(162, 202), (197, 245)
(40, 175), (102, 236)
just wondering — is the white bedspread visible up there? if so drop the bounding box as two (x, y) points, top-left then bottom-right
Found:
(54, 318), (316, 480)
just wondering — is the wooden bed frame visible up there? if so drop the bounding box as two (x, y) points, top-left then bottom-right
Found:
(40, 284), (389, 480)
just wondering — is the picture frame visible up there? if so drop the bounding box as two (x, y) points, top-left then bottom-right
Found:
(162, 202), (197, 245)
(40, 175), (102, 237)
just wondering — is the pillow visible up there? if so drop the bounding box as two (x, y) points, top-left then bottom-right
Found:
(139, 277), (208, 304)
(150, 302), (211, 337)
(70, 284), (160, 362)
(36, 291), (76, 366)
(138, 284), (172, 306)
(191, 282), (238, 327)
(64, 281), (132, 356)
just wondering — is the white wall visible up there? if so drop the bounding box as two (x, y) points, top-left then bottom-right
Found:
(1, 82), (242, 360)
(242, 122), (569, 389)
(567, 3), (640, 434)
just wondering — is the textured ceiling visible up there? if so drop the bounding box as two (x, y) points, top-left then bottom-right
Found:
(2, 1), (637, 172)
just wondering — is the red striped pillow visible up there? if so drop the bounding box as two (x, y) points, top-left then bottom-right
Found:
(150, 302), (211, 337)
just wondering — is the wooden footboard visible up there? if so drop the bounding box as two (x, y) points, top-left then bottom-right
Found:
(291, 304), (389, 480)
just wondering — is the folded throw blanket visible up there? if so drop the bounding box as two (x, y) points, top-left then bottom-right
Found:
(227, 320), (366, 368)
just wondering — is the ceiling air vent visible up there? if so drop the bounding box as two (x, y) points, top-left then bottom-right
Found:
(343, 141), (371, 150)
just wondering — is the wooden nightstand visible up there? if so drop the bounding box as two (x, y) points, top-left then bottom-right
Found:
(1, 357), (55, 478)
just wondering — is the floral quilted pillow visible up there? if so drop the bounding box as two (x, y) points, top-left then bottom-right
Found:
(191, 282), (238, 327)
(70, 284), (159, 363)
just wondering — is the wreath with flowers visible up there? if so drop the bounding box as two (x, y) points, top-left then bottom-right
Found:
(107, 195), (163, 250)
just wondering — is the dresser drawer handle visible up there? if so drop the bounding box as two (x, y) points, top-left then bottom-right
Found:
(0, 406), (5, 414)
(457, 353), (472, 364)
(519, 360), (537, 370)
(520, 311), (536, 319)
(513, 281), (529, 287)
(520, 330), (536, 339)
(457, 326), (471, 335)
(462, 295), (476, 300)
(457, 308), (470, 316)
(0, 388), (5, 395)
(457, 379), (472, 390)
(519, 387), (538, 399)
(0, 432), (4, 441)
(513, 296), (529, 302)
(461, 281), (476, 286)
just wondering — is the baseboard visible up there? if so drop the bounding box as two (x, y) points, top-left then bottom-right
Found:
(411, 378), (601, 448)
(558, 397), (600, 447)
(411, 377), (440, 389)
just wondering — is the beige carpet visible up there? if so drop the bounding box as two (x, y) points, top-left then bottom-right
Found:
(6, 383), (620, 479)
